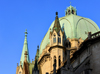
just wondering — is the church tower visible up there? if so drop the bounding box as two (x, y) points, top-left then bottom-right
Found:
(16, 4), (100, 74)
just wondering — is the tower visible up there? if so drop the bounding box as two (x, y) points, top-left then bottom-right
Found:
(16, 29), (30, 74)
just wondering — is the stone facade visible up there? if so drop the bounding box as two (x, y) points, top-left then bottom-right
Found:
(57, 31), (100, 74)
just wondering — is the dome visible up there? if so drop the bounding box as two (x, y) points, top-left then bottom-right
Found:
(39, 6), (99, 56)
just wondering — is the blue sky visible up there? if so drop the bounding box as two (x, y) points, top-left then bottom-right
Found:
(0, 0), (100, 74)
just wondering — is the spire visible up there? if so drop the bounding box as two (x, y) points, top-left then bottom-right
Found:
(20, 29), (30, 67)
(36, 46), (39, 56)
(53, 12), (61, 33)
(36, 45), (39, 60)
(33, 56), (38, 71)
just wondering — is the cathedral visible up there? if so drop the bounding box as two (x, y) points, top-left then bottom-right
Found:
(16, 4), (100, 74)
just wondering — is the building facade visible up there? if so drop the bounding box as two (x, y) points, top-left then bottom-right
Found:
(16, 5), (100, 74)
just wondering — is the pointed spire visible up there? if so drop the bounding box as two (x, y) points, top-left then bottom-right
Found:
(33, 56), (38, 71)
(53, 12), (61, 33)
(20, 29), (30, 67)
(36, 45), (39, 60)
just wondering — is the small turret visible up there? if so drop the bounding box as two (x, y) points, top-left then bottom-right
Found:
(32, 56), (39, 74)
(36, 45), (39, 60)
(65, 3), (77, 16)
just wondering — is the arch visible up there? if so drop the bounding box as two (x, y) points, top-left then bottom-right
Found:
(75, 18), (99, 38)
(72, 10), (74, 14)
(46, 72), (49, 74)
(59, 18), (73, 38)
(54, 56), (56, 66)
(54, 56), (56, 60)
(68, 10), (71, 15)
(58, 56), (61, 67)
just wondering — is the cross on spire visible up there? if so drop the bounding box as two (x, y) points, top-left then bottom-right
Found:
(70, 2), (71, 6)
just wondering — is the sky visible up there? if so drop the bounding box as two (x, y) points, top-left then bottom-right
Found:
(0, 0), (100, 74)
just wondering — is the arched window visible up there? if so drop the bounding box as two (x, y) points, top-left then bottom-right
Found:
(53, 38), (56, 43)
(58, 37), (61, 43)
(54, 56), (56, 66)
(72, 10), (74, 14)
(53, 34), (56, 43)
(68, 10), (70, 15)
(58, 33), (61, 43)
(59, 56), (61, 67)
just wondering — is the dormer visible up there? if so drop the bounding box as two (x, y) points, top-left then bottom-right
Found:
(49, 12), (64, 46)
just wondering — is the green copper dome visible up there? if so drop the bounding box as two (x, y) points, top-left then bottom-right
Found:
(39, 6), (99, 56)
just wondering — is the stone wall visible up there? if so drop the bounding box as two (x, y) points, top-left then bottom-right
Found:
(90, 41), (100, 74)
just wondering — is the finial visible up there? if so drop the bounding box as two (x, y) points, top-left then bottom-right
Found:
(70, 2), (71, 6)
(37, 45), (39, 49)
(56, 12), (58, 16)
(17, 63), (18, 66)
(25, 29), (28, 37)
(35, 56), (37, 61)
